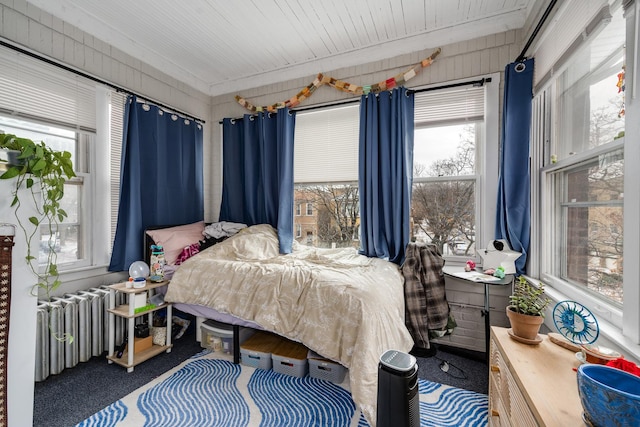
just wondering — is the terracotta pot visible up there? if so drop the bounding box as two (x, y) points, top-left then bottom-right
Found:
(506, 306), (544, 340)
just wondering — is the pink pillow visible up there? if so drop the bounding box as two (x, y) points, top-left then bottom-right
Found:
(146, 221), (205, 265)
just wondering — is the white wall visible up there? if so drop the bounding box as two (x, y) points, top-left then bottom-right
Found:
(1, 181), (41, 427)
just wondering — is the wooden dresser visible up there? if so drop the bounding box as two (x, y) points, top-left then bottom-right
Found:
(488, 326), (585, 426)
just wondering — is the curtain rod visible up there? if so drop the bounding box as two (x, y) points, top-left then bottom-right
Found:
(219, 76), (492, 123)
(0, 39), (206, 124)
(515, 0), (558, 62)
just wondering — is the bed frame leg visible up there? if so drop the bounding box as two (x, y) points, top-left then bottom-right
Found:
(233, 325), (240, 364)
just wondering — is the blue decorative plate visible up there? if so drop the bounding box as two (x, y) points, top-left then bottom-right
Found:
(552, 300), (599, 345)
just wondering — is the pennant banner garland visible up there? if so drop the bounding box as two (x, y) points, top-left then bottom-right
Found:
(235, 48), (442, 112)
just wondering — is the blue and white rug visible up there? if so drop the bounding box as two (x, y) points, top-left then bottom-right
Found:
(77, 351), (487, 427)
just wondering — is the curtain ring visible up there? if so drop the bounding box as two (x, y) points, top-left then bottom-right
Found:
(249, 115), (255, 121)
(230, 118), (236, 125)
(515, 62), (526, 73)
(268, 112), (273, 118)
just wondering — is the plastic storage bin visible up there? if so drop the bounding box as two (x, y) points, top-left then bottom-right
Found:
(271, 338), (308, 378)
(308, 355), (347, 383)
(200, 319), (253, 355)
(240, 331), (282, 370)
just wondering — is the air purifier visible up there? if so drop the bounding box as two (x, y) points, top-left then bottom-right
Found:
(376, 349), (420, 427)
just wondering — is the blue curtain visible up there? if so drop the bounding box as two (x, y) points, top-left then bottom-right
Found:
(359, 87), (414, 265)
(219, 110), (295, 253)
(108, 96), (204, 271)
(495, 59), (534, 275)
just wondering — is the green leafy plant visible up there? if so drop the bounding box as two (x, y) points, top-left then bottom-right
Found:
(509, 276), (551, 317)
(1, 132), (75, 304)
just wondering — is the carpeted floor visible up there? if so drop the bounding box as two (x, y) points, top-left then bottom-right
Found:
(33, 314), (488, 427)
(75, 351), (488, 427)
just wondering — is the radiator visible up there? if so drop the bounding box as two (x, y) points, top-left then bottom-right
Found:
(35, 286), (125, 381)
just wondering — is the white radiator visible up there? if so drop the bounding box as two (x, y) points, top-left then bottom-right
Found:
(35, 286), (125, 381)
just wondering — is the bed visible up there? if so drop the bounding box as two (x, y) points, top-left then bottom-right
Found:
(149, 222), (414, 425)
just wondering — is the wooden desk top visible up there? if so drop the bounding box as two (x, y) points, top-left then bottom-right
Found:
(491, 326), (585, 426)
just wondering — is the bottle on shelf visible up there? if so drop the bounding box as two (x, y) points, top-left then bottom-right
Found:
(149, 244), (165, 282)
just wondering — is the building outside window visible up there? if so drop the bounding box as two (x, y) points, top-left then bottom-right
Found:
(540, 4), (625, 320)
(295, 203), (301, 216)
(294, 104), (360, 249)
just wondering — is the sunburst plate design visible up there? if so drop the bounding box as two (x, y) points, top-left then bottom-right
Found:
(553, 300), (599, 345)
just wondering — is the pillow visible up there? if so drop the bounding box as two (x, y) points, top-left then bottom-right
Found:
(146, 221), (205, 265)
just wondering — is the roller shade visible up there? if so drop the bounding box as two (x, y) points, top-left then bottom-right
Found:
(294, 103), (359, 183)
(0, 46), (96, 131)
(414, 85), (484, 127)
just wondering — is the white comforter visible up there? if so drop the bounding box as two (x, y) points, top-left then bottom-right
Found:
(165, 224), (413, 425)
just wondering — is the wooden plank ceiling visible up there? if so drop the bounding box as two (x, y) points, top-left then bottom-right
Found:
(26, 0), (540, 96)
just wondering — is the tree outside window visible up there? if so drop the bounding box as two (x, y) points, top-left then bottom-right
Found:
(412, 123), (477, 257)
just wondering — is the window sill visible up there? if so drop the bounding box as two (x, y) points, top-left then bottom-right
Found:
(535, 277), (640, 365)
(40, 265), (128, 298)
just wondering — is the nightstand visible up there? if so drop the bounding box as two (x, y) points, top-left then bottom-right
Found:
(106, 280), (172, 372)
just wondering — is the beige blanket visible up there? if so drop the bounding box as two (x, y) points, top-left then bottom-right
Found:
(165, 224), (413, 425)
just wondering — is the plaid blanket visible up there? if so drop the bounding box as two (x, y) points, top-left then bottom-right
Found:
(401, 243), (450, 349)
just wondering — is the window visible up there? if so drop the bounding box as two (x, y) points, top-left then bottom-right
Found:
(0, 45), (113, 276)
(296, 223), (301, 237)
(295, 203), (301, 216)
(294, 104), (360, 249)
(0, 116), (93, 268)
(293, 80), (498, 252)
(540, 5), (625, 316)
(412, 84), (487, 258)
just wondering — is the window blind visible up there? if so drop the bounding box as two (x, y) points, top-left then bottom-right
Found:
(109, 91), (125, 248)
(0, 46), (96, 131)
(294, 104), (359, 183)
(532, 1), (610, 88)
(414, 85), (484, 127)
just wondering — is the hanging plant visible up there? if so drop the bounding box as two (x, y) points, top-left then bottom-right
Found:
(1, 132), (75, 324)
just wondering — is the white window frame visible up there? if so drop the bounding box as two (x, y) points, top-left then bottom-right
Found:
(411, 74), (500, 263)
(537, 3), (626, 328)
(540, 139), (625, 328)
(531, 0), (640, 353)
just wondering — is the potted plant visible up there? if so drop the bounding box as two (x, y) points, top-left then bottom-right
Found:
(506, 276), (551, 342)
(1, 132), (75, 306)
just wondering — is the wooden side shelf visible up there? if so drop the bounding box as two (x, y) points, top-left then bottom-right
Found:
(107, 302), (170, 318)
(107, 344), (173, 368)
(488, 326), (584, 426)
(106, 280), (173, 372)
